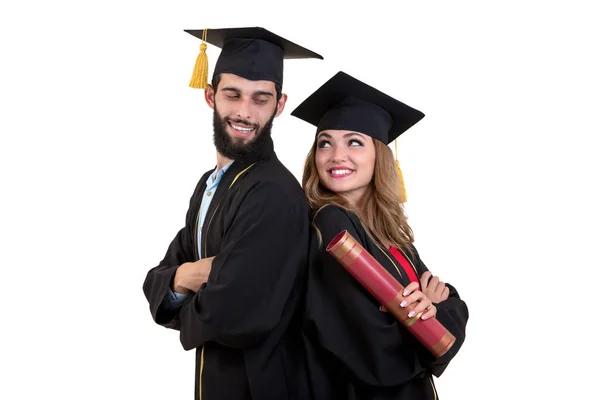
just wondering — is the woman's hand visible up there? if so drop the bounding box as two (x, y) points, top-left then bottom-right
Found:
(380, 282), (436, 320)
(420, 271), (449, 304)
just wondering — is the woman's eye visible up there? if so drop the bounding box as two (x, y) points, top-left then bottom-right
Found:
(317, 140), (331, 148)
(349, 139), (363, 146)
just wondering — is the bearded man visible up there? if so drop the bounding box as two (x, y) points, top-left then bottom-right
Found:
(142, 27), (322, 400)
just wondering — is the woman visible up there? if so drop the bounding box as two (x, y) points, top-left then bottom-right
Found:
(291, 71), (469, 399)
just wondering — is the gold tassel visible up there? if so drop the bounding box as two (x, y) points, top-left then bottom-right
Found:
(394, 139), (407, 203)
(189, 29), (209, 89)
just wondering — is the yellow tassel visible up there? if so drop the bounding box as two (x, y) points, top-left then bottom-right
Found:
(189, 29), (209, 89)
(394, 139), (407, 203)
(396, 159), (407, 203)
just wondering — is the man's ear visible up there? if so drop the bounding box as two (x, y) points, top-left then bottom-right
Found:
(204, 84), (215, 109)
(274, 93), (288, 117)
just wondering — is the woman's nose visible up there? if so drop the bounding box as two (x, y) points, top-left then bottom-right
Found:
(330, 146), (347, 162)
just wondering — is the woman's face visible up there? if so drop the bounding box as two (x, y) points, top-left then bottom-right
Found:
(315, 129), (376, 207)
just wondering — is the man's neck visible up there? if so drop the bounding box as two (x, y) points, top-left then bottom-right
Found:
(215, 152), (233, 175)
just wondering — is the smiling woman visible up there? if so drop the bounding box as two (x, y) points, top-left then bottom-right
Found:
(291, 71), (469, 400)
(314, 130), (377, 206)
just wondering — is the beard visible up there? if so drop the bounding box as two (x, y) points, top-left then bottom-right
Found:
(213, 103), (276, 164)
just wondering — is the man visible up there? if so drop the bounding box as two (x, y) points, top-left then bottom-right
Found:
(143, 27), (322, 399)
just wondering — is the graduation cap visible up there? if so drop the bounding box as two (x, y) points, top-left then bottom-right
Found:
(291, 71), (425, 202)
(185, 27), (323, 89)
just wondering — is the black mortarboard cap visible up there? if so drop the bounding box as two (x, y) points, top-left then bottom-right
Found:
(185, 27), (323, 89)
(290, 71), (424, 144)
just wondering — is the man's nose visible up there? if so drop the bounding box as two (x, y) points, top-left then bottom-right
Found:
(234, 97), (252, 120)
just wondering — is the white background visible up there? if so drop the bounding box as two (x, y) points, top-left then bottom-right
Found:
(1, 1), (598, 399)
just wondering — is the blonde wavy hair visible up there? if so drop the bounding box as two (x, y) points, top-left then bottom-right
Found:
(302, 135), (414, 254)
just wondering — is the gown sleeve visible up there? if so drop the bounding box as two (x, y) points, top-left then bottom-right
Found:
(178, 182), (309, 350)
(304, 205), (433, 387)
(411, 247), (469, 377)
(142, 176), (206, 330)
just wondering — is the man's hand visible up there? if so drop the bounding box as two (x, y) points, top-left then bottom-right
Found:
(420, 271), (449, 304)
(172, 256), (215, 294)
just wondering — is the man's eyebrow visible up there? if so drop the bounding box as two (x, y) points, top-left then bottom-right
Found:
(253, 91), (274, 97)
(220, 87), (241, 94)
(220, 87), (274, 97)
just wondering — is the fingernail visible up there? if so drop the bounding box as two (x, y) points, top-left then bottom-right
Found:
(400, 301), (407, 307)
(403, 290), (409, 296)
(379, 306), (384, 312)
(408, 311), (415, 317)
(421, 314), (429, 320)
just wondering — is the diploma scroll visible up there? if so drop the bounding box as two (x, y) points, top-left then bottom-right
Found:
(326, 230), (455, 358)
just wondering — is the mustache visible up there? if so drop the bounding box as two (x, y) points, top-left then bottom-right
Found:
(225, 117), (258, 129)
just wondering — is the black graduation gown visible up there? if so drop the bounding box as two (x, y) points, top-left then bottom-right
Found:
(302, 205), (469, 400)
(143, 137), (311, 400)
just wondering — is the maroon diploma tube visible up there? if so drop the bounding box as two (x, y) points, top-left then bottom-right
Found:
(326, 230), (455, 358)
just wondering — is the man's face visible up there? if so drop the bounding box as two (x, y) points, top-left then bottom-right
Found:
(205, 73), (288, 161)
